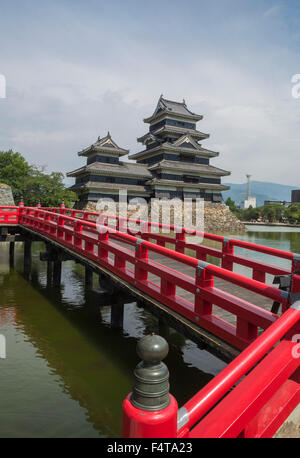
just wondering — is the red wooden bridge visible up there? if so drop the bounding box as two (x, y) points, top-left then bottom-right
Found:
(1, 203), (300, 438)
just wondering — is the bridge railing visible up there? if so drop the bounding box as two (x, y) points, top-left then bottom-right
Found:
(17, 206), (294, 351)
(41, 207), (299, 287)
(176, 301), (300, 438)
(123, 302), (300, 438)
(0, 206), (19, 224)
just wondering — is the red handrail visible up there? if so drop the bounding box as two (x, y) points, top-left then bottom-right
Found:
(0, 206), (19, 224)
(178, 302), (300, 436)
(41, 207), (298, 281)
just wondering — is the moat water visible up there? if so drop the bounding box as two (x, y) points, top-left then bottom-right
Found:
(0, 225), (299, 437)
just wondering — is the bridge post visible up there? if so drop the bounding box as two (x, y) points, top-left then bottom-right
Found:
(47, 260), (53, 287)
(111, 300), (124, 329)
(175, 230), (185, 254)
(24, 240), (32, 277)
(195, 261), (213, 316)
(85, 266), (93, 288)
(60, 201), (66, 215)
(122, 334), (178, 438)
(53, 260), (62, 287)
(98, 273), (114, 295)
(221, 238), (234, 271)
(9, 242), (14, 268)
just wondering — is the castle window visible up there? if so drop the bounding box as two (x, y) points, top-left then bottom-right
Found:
(180, 154), (194, 162)
(184, 175), (199, 184)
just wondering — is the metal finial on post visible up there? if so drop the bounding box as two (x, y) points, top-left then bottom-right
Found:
(131, 334), (170, 410)
(19, 196), (24, 207)
(60, 200), (65, 208)
(37, 200), (41, 208)
(122, 334), (178, 438)
(131, 334), (170, 411)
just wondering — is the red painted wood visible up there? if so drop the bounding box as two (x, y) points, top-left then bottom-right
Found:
(179, 307), (300, 435)
(122, 394), (178, 438)
(243, 374), (300, 437)
(39, 207), (295, 277)
(189, 341), (300, 438)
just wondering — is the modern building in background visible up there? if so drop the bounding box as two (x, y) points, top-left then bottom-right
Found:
(292, 190), (300, 203)
(67, 96), (231, 206)
(243, 174), (256, 209)
(264, 200), (291, 207)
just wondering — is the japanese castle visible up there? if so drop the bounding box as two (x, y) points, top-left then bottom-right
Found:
(67, 96), (230, 205)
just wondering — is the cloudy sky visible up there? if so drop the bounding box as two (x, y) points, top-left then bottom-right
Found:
(0, 0), (300, 186)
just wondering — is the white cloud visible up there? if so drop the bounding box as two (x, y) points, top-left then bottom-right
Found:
(263, 5), (281, 18)
(1, 4), (300, 188)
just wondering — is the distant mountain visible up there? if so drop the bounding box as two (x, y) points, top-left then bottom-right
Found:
(222, 181), (300, 207)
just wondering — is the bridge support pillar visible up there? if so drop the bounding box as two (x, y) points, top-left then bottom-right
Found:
(47, 260), (53, 287)
(99, 273), (114, 295)
(85, 267), (93, 288)
(53, 260), (62, 287)
(111, 301), (124, 329)
(24, 240), (32, 276)
(9, 242), (14, 268)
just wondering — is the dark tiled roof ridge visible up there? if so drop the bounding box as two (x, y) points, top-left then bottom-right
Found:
(148, 159), (230, 176)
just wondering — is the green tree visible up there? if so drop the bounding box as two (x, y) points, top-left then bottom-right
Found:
(0, 150), (31, 200)
(22, 167), (77, 207)
(260, 204), (286, 223)
(0, 150), (77, 207)
(243, 206), (260, 221)
(286, 203), (300, 224)
(225, 197), (237, 212)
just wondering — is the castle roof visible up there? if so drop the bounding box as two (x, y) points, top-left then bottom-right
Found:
(148, 160), (230, 177)
(146, 178), (230, 192)
(129, 134), (219, 161)
(67, 160), (151, 179)
(70, 181), (150, 195)
(78, 132), (129, 157)
(144, 95), (203, 123)
(137, 126), (209, 144)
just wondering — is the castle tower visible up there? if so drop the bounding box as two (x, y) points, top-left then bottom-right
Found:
(67, 132), (151, 205)
(129, 95), (230, 201)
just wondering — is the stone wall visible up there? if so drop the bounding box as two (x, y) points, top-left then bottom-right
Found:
(0, 183), (15, 206)
(203, 202), (246, 234)
(84, 200), (246, 235)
